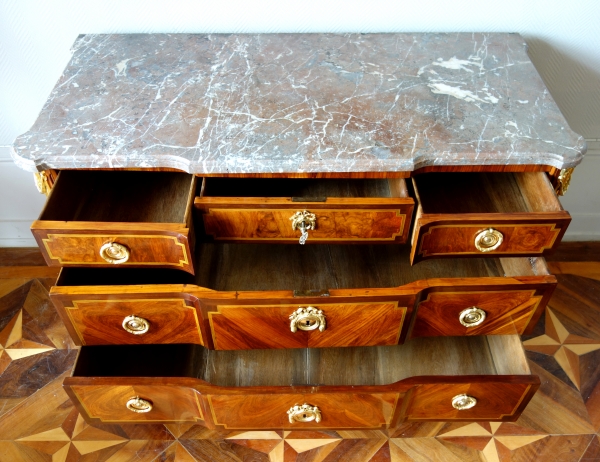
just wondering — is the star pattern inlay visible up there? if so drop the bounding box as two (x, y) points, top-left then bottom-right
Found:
(436, 422), (547, 462)
(523, 308), (600, 390)
(0, 310), (55, 376)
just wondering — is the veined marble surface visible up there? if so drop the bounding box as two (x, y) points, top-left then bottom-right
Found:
(12, 33), (585, 173)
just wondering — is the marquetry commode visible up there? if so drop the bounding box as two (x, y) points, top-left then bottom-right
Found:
(13, 33), (585, 430)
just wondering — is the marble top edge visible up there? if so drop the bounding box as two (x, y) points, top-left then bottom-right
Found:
(13, 33), (585, 173)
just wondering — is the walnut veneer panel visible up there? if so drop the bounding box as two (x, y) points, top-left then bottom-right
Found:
(199, 205), (411, 243)
(196, 178), (414, 243)
(208, 393), (399, 429)
(31, 170), (197, 273)
(209, 302), (406, 350)
(64, 336), (538, 426)
(411, 172), (571, 262)
(32, 224), (193, 272)
(60, 298), (204, 346)
(67, 384), (204, 424)
(409, 288), (553, 338)
(405, 381), (536, 421)
(51, 246), (555, 347)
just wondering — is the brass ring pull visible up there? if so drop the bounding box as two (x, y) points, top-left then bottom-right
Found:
(451, 394), (477, 410)
(122, 315), (150, 335)
(459, 307), (486, 327)
(474, 228), (503, 252)
(290, 210), (317, 245)
(99, 242), (130, 264)
(126, 396), (153, 413)
(287, 403), (322, 423)
(289, 307), (326, 333)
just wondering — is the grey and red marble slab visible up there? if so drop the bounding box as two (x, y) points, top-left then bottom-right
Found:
(12, 33), (585, 173)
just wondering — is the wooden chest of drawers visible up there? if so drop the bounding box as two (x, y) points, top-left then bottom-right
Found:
(14, 33), (586, 429)
(64, 336), (537, 428)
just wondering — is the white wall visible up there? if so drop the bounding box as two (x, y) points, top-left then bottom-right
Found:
(1, 0), (599, 246)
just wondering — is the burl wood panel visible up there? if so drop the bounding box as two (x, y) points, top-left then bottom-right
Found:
(196, 199), (413, 243)
(209, 302), (406, 350)
(207, 393), (399, 429)
(67, 385), (204, 423)
(405, 381), (537, 421)
(64, 298), (204, 346)
(410, 290), (543, 338)
(31, 221), (194, 273)
(411, 215), (570, 263)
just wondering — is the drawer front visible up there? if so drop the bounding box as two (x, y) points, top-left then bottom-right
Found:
(196, 200), (413, 243)
(68, 385), (204, 423)
(412, 217), (569, 263)
(208, 302), (406, 350)
(64, 298), (204, 346)
(32, 225), (193, 273)
(411, 290), (543, 338)
(208, 392), (399, 429)
(406, 382), (535, 421)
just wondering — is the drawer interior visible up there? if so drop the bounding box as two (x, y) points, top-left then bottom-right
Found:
(72, 335), (530, 387)
(200, 178), (409, 199)
(412, 172), (562, 214)
(40, 170), (195, 223)
(56, 244), (548, 290)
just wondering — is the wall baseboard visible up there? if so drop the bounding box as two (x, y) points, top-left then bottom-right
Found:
(563, 212), (600, 241)
(0, 220), (38, 247)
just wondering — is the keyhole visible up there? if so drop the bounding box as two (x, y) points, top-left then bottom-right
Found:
(306, 320), (310, 325)
(303, 414), (307, 418)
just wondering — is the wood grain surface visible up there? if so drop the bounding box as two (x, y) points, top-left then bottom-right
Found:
(208, 393), (399, 430)
(2, 253), (599, 460)
(196, 178), (413, 243)
(209, 302), (405, 350)
(410, 172), (571, 263)
(410, 290), (548, 338)
(67, 384), (205, 424)
(62, 298), (204, 346)
(63, 334), (537, 426)
(32, 222), (194, 273)
(50, 251), (555, 348)
(405, 381), (537, 421)
(31, 169), (197, 273)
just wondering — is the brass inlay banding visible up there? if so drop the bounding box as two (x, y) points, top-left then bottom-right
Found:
(66, 299), (203, 346)
(208, 302), (406, 349)
(204, 208), (406, 241)
(42, 233), (189, 267)
(418, 223), (561, 257)
(419, 290), (542, 335)
(207, 392), (400, 429)
(70, 386), (204, 423)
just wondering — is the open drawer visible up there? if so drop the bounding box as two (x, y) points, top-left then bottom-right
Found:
(31, 171), (197, 274)
(50, 245), (555, 349)
(64, 335), (539, 427)
(410, 172), (571, 263)
(194, 178), (414, 244)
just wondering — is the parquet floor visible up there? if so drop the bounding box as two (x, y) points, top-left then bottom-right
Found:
(0, 247), (599, 461)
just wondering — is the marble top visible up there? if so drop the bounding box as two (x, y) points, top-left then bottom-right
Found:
(12, 33), (585, 173)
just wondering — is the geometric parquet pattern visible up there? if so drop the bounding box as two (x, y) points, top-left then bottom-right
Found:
(0, 258), (600, 460)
